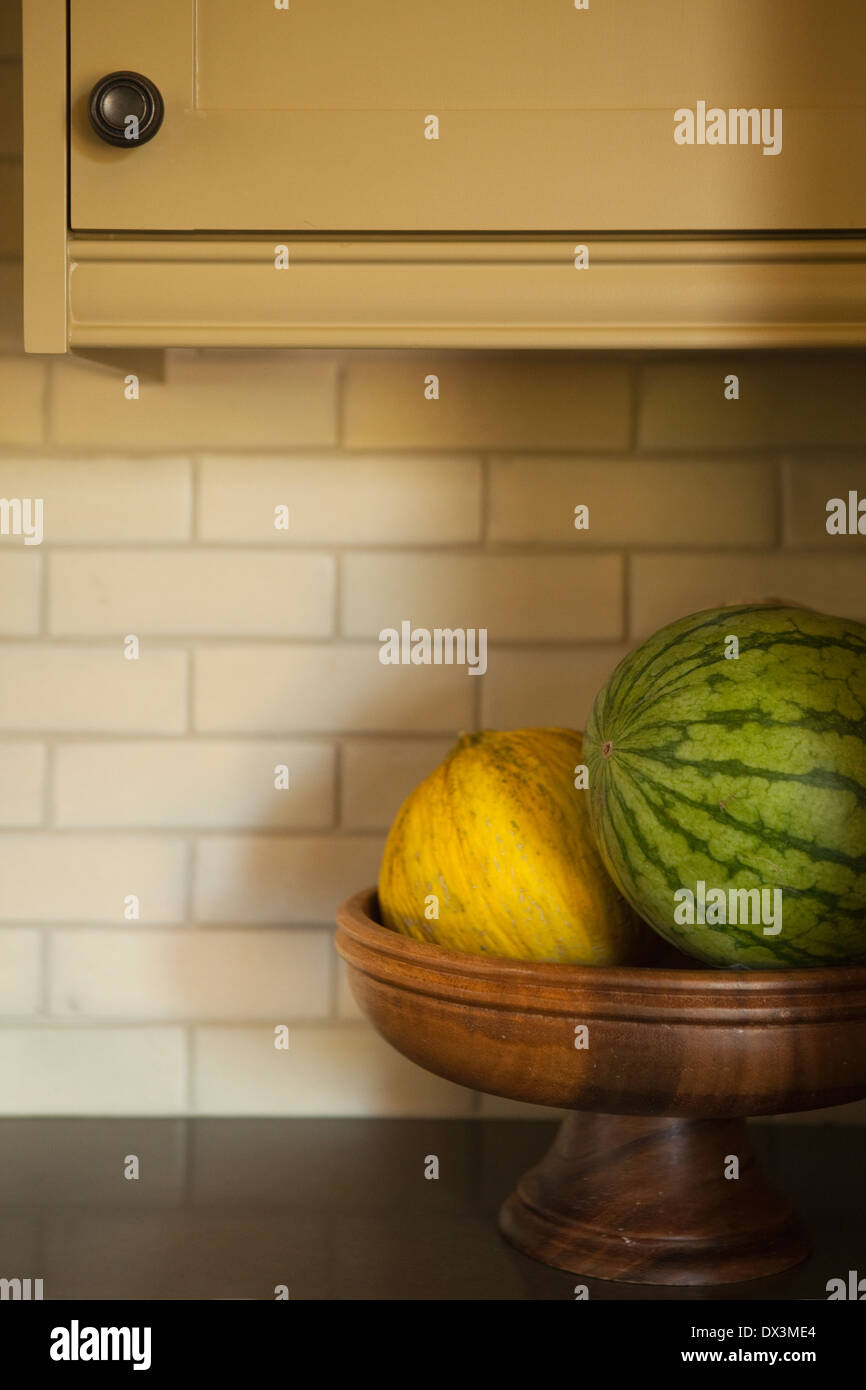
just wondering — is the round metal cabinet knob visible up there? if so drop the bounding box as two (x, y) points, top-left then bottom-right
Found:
(88, 71), (164, 147)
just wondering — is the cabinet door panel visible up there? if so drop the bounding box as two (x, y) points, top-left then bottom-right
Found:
(69, 0), (866, 232)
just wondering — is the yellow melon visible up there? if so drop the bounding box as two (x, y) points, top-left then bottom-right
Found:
(378, 728), (650, 965)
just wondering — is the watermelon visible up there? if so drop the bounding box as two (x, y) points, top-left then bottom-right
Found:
(583, 605), (866, 968)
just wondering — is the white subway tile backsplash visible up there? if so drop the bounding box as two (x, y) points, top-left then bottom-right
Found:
(0, 1027), (186, 1115)
(0, 835), (187, 923)
(194, 644), (474, 734)
(0, 928), (41, 1014)
(481, 645), (631, 730)
(489, 457), (777, 546)
(782, 458), (866, 547)
(638, 359), (866, 451)
(49, 928), (331, 1021)
(631, 552), (866, 636)
(51, 355), (338, 449)
(0, 741), (44, 825)
(0, 457), (192, 541)
(53, 740), (335, 829)
(0, 645), (187, 733)
(0, 553), (40, 633)
(49, 550), (335, 636)
(344, 359), (631, 451)
(193, 835), (381, 923)
(0, 357), (45, 444)
(342, 553), (624, 642)
(193, 1024), (475, 1116)
(198, 454), (483, 544)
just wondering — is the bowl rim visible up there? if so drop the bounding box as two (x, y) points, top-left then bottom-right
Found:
(336, 886), (866, 1004)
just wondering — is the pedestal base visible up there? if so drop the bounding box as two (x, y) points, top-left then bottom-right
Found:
(499, 1113), (809, 1286)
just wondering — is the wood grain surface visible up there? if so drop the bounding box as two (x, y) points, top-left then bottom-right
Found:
(336, 887), (866, 1282)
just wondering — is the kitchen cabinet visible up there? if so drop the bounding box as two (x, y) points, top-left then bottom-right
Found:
(22, 0), (866, 350)
(68, 0), (866, 234)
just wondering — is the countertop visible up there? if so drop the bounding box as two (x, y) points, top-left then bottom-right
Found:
(0, 1118), (862, 1300)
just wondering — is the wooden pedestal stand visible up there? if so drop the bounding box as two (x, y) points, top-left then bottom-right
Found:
(336, 889), (866, 1286)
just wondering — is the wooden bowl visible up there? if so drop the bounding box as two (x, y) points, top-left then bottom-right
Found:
(336, 888), (866, 1286)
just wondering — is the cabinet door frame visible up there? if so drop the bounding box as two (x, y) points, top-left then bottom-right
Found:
(22, 0), (67, 352)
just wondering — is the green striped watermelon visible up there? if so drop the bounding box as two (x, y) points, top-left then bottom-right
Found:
(583, 605), (866, 968)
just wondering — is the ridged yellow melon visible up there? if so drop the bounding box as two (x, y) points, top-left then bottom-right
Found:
(378, 728), (649, 965)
